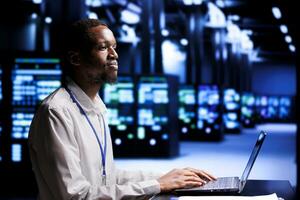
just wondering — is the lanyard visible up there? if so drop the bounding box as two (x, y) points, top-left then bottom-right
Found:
(65, 87), (107, 183)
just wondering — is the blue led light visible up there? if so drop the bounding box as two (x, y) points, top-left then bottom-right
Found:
(12, 144), (22, 162)
(115, 138), (122, 146)
(149, 139), (156, 146)
(162, 134), (169, 140)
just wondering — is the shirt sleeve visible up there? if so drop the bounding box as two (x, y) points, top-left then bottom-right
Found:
(29, 105), (161, 200)
(115, 167), (163, 185)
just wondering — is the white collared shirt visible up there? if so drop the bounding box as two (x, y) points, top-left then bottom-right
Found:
(28, 79), (161, 200)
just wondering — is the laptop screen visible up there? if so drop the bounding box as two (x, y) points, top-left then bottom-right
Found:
(240, 131), (267, 190)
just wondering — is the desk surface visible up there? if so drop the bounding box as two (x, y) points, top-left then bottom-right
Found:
(153, 180), (296, 200)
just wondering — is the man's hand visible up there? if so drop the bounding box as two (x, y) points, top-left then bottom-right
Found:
(158, 168), (217, 192)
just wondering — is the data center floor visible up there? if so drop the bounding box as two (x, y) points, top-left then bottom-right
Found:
(116, 123), (297, 187)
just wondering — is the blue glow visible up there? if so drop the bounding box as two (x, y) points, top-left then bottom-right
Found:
(223, 88), (240, 130)
(205, 127), (211, 134)
(127, 2), (141, 14)
(162, 40), (186, 83)
(180, 38), (188, 46)
(215, 0), (225, 8)
(137, 127), (145, 140)
(161, 29), (169, 36)
(12, 144), (22, 162)
(12, 112), (34, 139)
(242, 94), (255, 106)
(280, 25), (288, 34)
(45, 17), (52, 24)
(115, 138), (122, 145)
(206, 2), (226, 28)
(178, 86), (197, 134)
(179, 87), (196, 105)
(149, 138), (156, 146)
(183, 0), (193, 5)
(228, 15), (240, 21)
(268, 97), (279, 107)
(224, 121), (239, 129)
(197, 85), (221, 132)
(88, 12), (98, 19)
(225, 102), (238, 110)
(285, 35), (292, 43)
(280, 97), (291, 107)
(198, 85), (219, 105)
(193, 0), (203, 5)
(162, 134), (169, 140)
(227, 112), (237, 120)
(289, 44), (296, 52)
(85, 0), (102, 7)
(32, 0), (42, 4)
(152, 125), (161, 131)
(31, 13), (38, 19)
(272, 7), (282, 19)
(197, 120), (204, 129)
(120, 9), (140, 24)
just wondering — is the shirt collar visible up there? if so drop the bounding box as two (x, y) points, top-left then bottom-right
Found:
(66, 78), (107, 115)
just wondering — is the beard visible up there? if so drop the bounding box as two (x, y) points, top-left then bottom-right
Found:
(86, 64), (118, 85)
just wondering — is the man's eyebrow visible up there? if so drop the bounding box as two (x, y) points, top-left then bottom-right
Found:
(96, 40), (117, 46)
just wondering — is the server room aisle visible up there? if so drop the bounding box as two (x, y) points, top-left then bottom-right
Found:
(115, 123), (297, 187)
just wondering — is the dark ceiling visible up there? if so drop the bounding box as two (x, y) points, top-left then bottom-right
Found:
(220, 0), (297, 61)
(164, 0), (297, 62)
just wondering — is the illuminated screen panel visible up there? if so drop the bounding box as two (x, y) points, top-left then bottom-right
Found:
(11, 110), (35, 139)
(223, 88), (240, 131)
(104, 77), (134, 126)
(103, 76), (135, 147)
(255, 95), (268, 122)
(278, 96), (292, 120)
(255, 95), (281, 122)
(137, 76), (169, 143)
(198, 85), (219, 106)
(138, 77), (169, 126)
(11, 58), (61, 162)
(266, 96), (279, 120)
(241, 92), (255, 127)
(12, 58), (61, 106)
(178, 85), (196, 136)
(197, 85), (221, 135)
(256, 95), (293, 122)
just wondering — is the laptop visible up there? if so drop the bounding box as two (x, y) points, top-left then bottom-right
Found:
(175, 130), (267, 195)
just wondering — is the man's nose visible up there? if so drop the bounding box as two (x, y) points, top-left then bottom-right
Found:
(108, 47), (118, 59)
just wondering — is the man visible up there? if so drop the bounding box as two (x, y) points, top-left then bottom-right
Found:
(28, 18), (216, 199)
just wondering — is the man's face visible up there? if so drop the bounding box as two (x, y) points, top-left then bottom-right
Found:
(79, 25), (118, 85)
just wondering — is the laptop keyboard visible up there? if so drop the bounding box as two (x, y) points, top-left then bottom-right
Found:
(201, 177), (239, 189)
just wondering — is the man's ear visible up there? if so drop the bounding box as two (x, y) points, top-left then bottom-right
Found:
(68, 51), (80, 66)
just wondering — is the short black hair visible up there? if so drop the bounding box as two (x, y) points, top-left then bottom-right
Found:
(60, 18), (108, 84)
(65, 18), (107, 52)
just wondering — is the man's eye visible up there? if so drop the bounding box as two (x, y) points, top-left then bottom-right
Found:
(99, 46), (107, 50)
